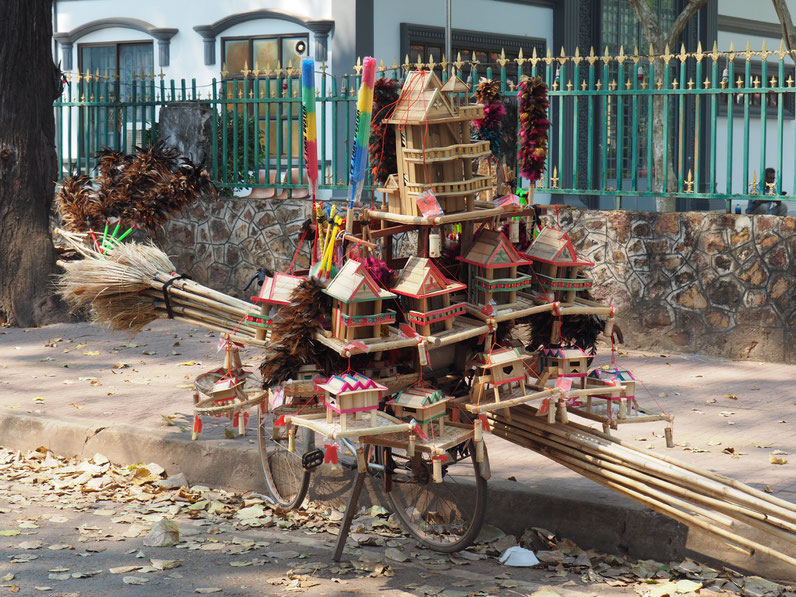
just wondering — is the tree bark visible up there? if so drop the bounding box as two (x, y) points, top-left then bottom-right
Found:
(771, 0), (796, 63)
(0, 0), (66, 326)
(628, 0), (707, 212)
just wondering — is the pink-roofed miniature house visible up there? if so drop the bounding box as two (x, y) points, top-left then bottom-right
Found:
(539, 346), (591, 387)
(469, 346), (530, 406)
(317, 372), (388, 431)
(392, 256), (466, 335)
(248, 272), (305, 340)
(457, 229), (532, 309)
(323, 260), (397, 342)
(524, 227), (594, 304)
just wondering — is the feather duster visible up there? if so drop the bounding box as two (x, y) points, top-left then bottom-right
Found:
(259, 277), (333, 387)
(517, 76), (550, 183)
(56, 140), (215, 234)
(368, 78), (400, 185)
(473, 80), (507, 157)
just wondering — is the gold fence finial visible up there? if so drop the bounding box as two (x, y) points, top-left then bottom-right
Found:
(242, 60), (251, 78)
(632, 45), (640, 63)
(378, 58), (386, 73)
(220, 62), (229, 79)
(710, 40), (719, 61)
(551, 166), (559, 189)
(531, 46), (539, 67)
(602, 45), (611, 64)
(403, 54), (411, 72)
(559, 46), (568, 66)
(616, 45), (626, 64)
(684, 170), (694, 193)
(750, 170), (759, 194)
(744, 40), (753, 61)
(694, 41), (704, 62)
(678, 43), (688, 62)
(516, 47), (526, 68)
(777, 39), (787, 60)
(761, 39), (769, 61)
(354, 56), (363, 75)
(454, 51), (464, 70)
(428, 54), (436, 70)
(544, 46), (554, 66)
(587, 46), (597, 65)
(440, 53), (449, 71)
(663, 43), (672, 62)
(497, 48), (508, 68)
(572, 46), (582, 65)
(416, 54), (424, 70)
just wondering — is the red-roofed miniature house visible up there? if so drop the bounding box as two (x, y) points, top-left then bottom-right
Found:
(457, 229), (532, 309)
(391, 256), (466, 336)
(388, 386), (451, 435)
(524, 227), (593, 304)
(323, 260), (397, 342)
(317, 372), (388, 431)
(386, 70), (491, 216)
(248, 272), (305, 340)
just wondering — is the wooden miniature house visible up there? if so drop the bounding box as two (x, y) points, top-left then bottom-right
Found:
(248, 272), (304, 340)
(470, 347), (529, 405)
(457, 229), (532, 309)
(587, 366), (637, 401)
(317, 372), (388, 431)
(388, 386), (450, 435)
(539, 346), (591, 385)
(385, 70), (492, 216)
(524, 227), (594, 304)
(323, 259), (397, 342)
(391, 256), (466, 335)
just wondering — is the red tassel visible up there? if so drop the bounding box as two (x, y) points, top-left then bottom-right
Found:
(478, 414), (491, 432)
(324, 443), (339, 464)
(413, 423), (428, 441)
(193, 415), (203, 434)
(274, 415), (286, 427)
(539, 399), (549, 416)
(432, 453), (449, 463)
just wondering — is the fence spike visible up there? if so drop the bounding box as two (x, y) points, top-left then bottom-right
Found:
(787, 75), (794, 88)
(587, 46), (597, 65)
(221, 62), (229, 79)
(770, 75), (777, 87)
(776, 39), (786, 60)
(354, 56), (363, 75)
(416, 54), (425, 70)
(710, 41), (720, 61)
(744, 41), (753, 61)
(663, 44), (672, 62)
(572, 46), (582, 65)
(678, 43), (688, 62)
(649, 42), (655, 59)
(736, 76), (744, 88)
(687, 78), (694, 89)
(761, 39), (770, 60)
(694, 41), (703, 62)
(632, 45), (640, 63)
(703, 76), (711, 89)
(545, 47), (554, 66)
(497, 48), (508, 68)
(404, 54), (411, 72)
(242, 60), (251, 78)
(516, 48), (526, 67)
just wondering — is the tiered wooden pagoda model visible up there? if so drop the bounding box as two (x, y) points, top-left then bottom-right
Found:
(284, 68), (673, 484)
(381, 71), (492, 216)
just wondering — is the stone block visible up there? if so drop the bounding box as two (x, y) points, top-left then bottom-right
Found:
(210, 218), (229, 243)
(758, 232), (779, 250)
(654, 213), (679, 235)
(765, 246), (787, 268)
(158, 103), (212, 165)
(611, 249), (627, 264)
(742, 289), (767, 308)
(631, 222), (651, 237)
(642, 304), (672, 328)
(707, 279), (742, 310)
(713, 255), (733, 272)
(699, 231), (726, 253)
(730, 227), (751, 246)
(738, 259), (768, 287)
(675, 286), (707, 309)
(704, 309), (733, 329)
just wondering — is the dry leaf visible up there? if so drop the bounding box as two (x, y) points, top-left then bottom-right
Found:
(142, 518), (179, 547)
(122, 576), (149, 585)
(769, 454), (788, 465)
(195, 589), (222, 594)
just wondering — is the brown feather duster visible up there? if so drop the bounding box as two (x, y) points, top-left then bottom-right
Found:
(259, 277), (334, 387)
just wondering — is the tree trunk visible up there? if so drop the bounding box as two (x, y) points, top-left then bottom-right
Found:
(0, 1), (65, 326)
(651, 59), (678, 213)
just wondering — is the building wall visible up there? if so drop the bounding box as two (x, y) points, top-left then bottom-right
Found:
(714, 4), (796, 216)
(372, 0), (553, 67)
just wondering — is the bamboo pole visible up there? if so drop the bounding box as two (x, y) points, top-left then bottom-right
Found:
(492, 418), (796, 540)
(143, 286), (250, 318)
(501, 407), (796, 526)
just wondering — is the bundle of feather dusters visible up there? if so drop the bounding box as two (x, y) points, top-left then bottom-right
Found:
(517, 76), (550, 184)
(368, 78), (400, 185)
(56, 141), (215, 234)
(519, 289), (623, 355)
(473, 79), (507, 157)
(259, 277), (334, 387)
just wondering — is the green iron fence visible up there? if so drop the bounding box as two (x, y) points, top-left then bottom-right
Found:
(54, 43), (796, 211)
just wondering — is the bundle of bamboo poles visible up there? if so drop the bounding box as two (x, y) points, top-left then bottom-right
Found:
(489, 404), (796, 568)
(56, 233), (265, 347)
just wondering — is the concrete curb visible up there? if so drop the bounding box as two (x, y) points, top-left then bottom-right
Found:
(1, 411), (793, 581)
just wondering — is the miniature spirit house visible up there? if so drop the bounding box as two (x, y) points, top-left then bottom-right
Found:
(539, 346), (591, 385)
(385, 70), (492, 216)
(587, 366), (637, 401)
(389, 386), (450, 435)
(317, 373), (388, 431)
(525, 227), (593, 304)
(391, 256), (466, 335)
(457, 229), (532, 310)
(248, 272), (305, 340)
(323, 260), (397, 342)
(470, 347), (529, 404)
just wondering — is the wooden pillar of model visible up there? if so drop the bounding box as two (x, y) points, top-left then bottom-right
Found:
(507, 265), (517, 305)
(442, 294), (453, 331)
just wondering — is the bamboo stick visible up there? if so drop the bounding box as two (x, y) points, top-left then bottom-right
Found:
(559, 415), (796, 516)
(493, 418), (796, 540)
(143, 286), (250, 318)
(152, 272), (255, 312)
(503, 407), (796, 525)
(490, 425), (789, 562)
(153, 303), (253, 336)
(466, 388), (555, 414)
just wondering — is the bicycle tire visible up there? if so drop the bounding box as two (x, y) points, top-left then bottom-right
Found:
(377, 439), (488, 553)
(257, 407), (311, 510)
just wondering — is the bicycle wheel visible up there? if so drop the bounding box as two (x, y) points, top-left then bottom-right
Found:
(257, 406), (313, 509)
(377, 439), (488, 553)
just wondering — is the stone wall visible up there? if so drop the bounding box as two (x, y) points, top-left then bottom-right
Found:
(157, 196), (312, 298)
(159, 195), (794, 363)
(551, 209), (795, 364)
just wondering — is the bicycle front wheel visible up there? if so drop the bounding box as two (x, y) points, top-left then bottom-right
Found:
(257, 407), (312, 509)
(378, 439), (488, 553)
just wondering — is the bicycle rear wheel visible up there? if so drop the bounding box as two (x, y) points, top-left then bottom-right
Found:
(257, 406), (313, 509)
(378, 439), (487, 553)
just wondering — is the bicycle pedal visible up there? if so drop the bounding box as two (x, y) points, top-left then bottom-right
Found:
(302, 449), (324, 470)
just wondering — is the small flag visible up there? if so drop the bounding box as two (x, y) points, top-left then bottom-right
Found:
(324, 442), (339, 464)
(411, 420), (428, 441)
(274, 415), (286, 427)
(478, 414), (491, 432)
(193, 415), (203, 435)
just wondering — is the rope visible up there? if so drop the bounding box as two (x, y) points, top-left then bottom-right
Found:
(160, 274), (190, 319)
